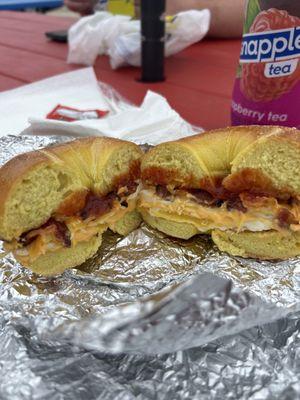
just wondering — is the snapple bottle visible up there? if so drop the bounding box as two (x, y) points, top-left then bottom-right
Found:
(231, 0), (300, 128)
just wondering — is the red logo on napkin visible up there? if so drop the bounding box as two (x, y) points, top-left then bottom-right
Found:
(46, 105), (109, 122)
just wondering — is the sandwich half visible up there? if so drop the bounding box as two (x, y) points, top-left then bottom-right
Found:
(139, 126), (300, 260)
(0, 137), (143, 275)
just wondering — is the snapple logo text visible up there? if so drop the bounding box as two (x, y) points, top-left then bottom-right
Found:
(264, 59), (298, 78)
(240, 27), (300, 63)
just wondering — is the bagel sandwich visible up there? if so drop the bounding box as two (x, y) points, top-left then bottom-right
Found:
(139, 126), (300, 260)
(0, 137), (143, 275)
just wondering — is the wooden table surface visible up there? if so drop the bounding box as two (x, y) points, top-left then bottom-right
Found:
(0, 11), (241, 130)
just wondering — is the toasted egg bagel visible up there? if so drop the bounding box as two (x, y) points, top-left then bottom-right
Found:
(139, 126), (300, 260)
(0, 137), (143, 275)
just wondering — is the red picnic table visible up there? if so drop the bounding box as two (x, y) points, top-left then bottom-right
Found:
(0, 11), (241, 130)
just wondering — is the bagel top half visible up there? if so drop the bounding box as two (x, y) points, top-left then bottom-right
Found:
(0, 137), (143, 274)
(138, 126), (300, 245)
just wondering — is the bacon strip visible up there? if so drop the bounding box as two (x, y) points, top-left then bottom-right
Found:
(151, 169), (296, 216)
(56, 190), (88, 217)
(277, 208), (297, 228)
(156, 185), (172, 199)
(188, 189), (223, 207)
(144, 167), (295, 202)
(80, 192), (117, 220)
(226, 198), (247, 213)
(17, 176), (139, 250)
(19, 218), (71, 248)
(113, 159), (140, 191)
(51, 220), (71, 247)
(198, 176), (237, 201)
(123, 181), (138, 196)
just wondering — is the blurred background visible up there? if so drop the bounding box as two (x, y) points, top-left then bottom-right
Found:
(0, 0), (135, 16)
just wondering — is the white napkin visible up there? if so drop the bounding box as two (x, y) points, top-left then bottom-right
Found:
(0, 68), (202, 145)
(68, 10), (211, 69)
(0, 68), (110, 137)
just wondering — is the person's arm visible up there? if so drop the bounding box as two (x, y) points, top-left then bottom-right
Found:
(165, 0), (245, 38)
(64, 0), (97, 15)
(134, 0), (245, 38)
(65, 0), (245, 38)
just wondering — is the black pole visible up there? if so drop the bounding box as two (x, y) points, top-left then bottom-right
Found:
(141, 0), (166, 82)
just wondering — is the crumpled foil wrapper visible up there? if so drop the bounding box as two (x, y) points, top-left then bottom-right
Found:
(1, 135), (300, 399)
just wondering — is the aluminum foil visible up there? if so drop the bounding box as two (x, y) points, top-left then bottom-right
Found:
(0, 135), (300, 399)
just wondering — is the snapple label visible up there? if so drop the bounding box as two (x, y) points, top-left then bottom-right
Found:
(231, 0), (300, 128)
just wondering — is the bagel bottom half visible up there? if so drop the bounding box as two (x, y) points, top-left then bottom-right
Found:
(141, 210), (300, 260)
(141, 210), (198, 239)
(14, 235), (103, 276)
(111, 210), (142, 236)
(13, 211), (141, 276)
(211, 229), (300, 260)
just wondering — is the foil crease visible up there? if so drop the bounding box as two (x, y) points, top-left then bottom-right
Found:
(0, 135), (300, 399)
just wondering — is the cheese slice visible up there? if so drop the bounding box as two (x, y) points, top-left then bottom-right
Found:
(138, 188), (300, 233)
(10, 191), (139, 265)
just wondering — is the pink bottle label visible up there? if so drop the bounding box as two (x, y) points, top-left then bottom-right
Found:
(231, 1), (300, 128)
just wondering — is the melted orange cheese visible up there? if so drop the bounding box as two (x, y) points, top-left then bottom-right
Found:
(10, 192), (138, 265)
(138, 188), (300, 233)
